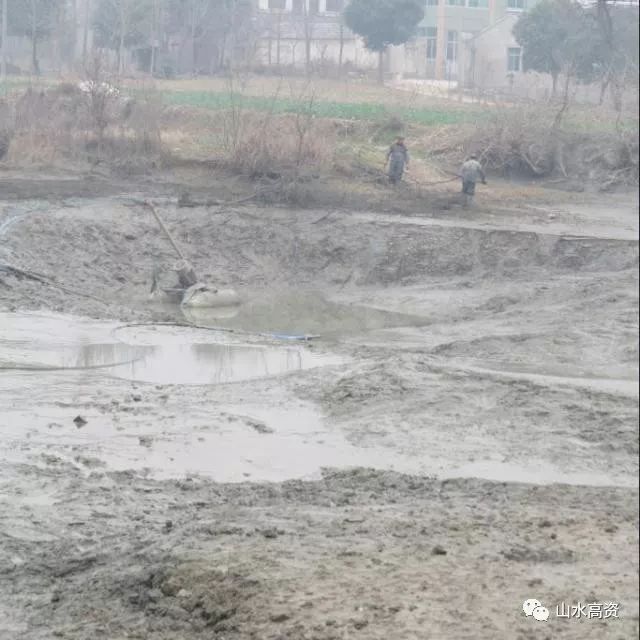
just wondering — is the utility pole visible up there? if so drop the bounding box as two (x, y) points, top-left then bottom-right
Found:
(1, 0), (8, 81)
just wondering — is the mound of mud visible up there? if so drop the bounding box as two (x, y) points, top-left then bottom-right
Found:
(0, 199), (637, 320)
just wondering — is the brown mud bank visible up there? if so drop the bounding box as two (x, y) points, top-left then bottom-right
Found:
(0, 177), (638, 639)
(0, 466), (638, 640)
(0, 185), (637, 318)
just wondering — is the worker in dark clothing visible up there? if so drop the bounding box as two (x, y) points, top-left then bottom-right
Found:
(386, 136), (409, 184)
(460, 154), (487, 206)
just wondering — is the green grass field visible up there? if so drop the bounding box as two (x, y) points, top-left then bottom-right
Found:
(159, 89), (473, 126)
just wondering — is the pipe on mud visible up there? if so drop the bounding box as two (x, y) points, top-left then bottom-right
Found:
(110, 321), (318, 343)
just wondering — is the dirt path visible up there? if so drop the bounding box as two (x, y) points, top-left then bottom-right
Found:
(0, 177), (638, 639)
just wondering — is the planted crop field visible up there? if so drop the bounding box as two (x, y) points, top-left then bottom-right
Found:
(159, 89), (472, 125)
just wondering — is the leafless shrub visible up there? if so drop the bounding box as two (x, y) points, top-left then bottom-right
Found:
(460, 103), (638, 187)
(4, 60), (162, 168)
(0, 98), (13, 160)
(466, 104), (558, 176)
(118, 83), (163, 155)
(224, 111), (334, 178)
(7, 84), (89, 164)
(217, 81), (334, 183)
(80, 54), (121, 145)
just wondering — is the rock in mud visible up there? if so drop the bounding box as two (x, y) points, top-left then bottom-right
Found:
(500, 544), (575, 563)
(269, 612), (291, 623)
(74, 455), (105, 468)
(247, 419), (274, 434)
(351, 617), (369, 630)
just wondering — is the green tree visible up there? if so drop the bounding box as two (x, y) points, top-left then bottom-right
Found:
(343, 0), (424, 84)
(7, 0), (62, 74)
(513, 0), (602, 97)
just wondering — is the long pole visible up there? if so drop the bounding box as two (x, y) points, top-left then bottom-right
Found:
(144, 201), (187, 262)
(1, 0), (8, 81)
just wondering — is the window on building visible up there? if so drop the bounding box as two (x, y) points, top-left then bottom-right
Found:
(467, 0), (488, 7)
(426, 27), (437, 60)
(446, 30), (458, 62)
(325, 0), (344, 11)
(268, 0), (287, 10)
(446, 0), (465, 5)
(309, 0), (319, 14)
(507, 0), (526, 9)
(426, 0), (439, 6)
(507, 47), (522, 72)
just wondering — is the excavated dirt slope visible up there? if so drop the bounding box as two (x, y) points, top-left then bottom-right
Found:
(0, 176), (638, 640)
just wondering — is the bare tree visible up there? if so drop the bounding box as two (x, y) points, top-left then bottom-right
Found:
(149, 0), (159, 75)
(8, 0), (62, 75)
(82, 0), (92, 69)
(116, 0), (127, 75)
(338, 21), (344, 73)
(301, 0), (312, 74)
(595, 0), (638, 113)
(187, 0), (209, 75)
(1, 0), (7, 80)
(272, 7), (283, 67)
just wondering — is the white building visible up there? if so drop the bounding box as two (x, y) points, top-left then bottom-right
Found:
(254, 0), (379, 71)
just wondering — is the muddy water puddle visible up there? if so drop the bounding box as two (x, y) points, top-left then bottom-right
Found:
(7, 342), (340, 385)
(0, 311), (633, 488)
(86, 343), (336, 385)
(176, 291), (428, 338)
(0, 311), (343, 385)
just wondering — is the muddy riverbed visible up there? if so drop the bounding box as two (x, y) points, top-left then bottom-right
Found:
(0, 177), (638, 639)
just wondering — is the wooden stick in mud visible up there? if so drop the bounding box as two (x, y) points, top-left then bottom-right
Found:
(143, 201), (187, 263)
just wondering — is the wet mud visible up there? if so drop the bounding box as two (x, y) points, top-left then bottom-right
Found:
(0, 180), (638, 639)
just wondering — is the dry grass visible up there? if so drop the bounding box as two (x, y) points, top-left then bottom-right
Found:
(398, 102), (639, 188)
(2, 74), (637, 198)
(1, 83), (163, 168)
(223, 112), (334, 177)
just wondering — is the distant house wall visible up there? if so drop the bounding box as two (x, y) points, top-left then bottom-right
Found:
(253, 0), (379, 70)
(465, 9), (639, 105)
(256, 36), (378, 69)
(466, 13), (545, 93)
(416, 0), (539, 80)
